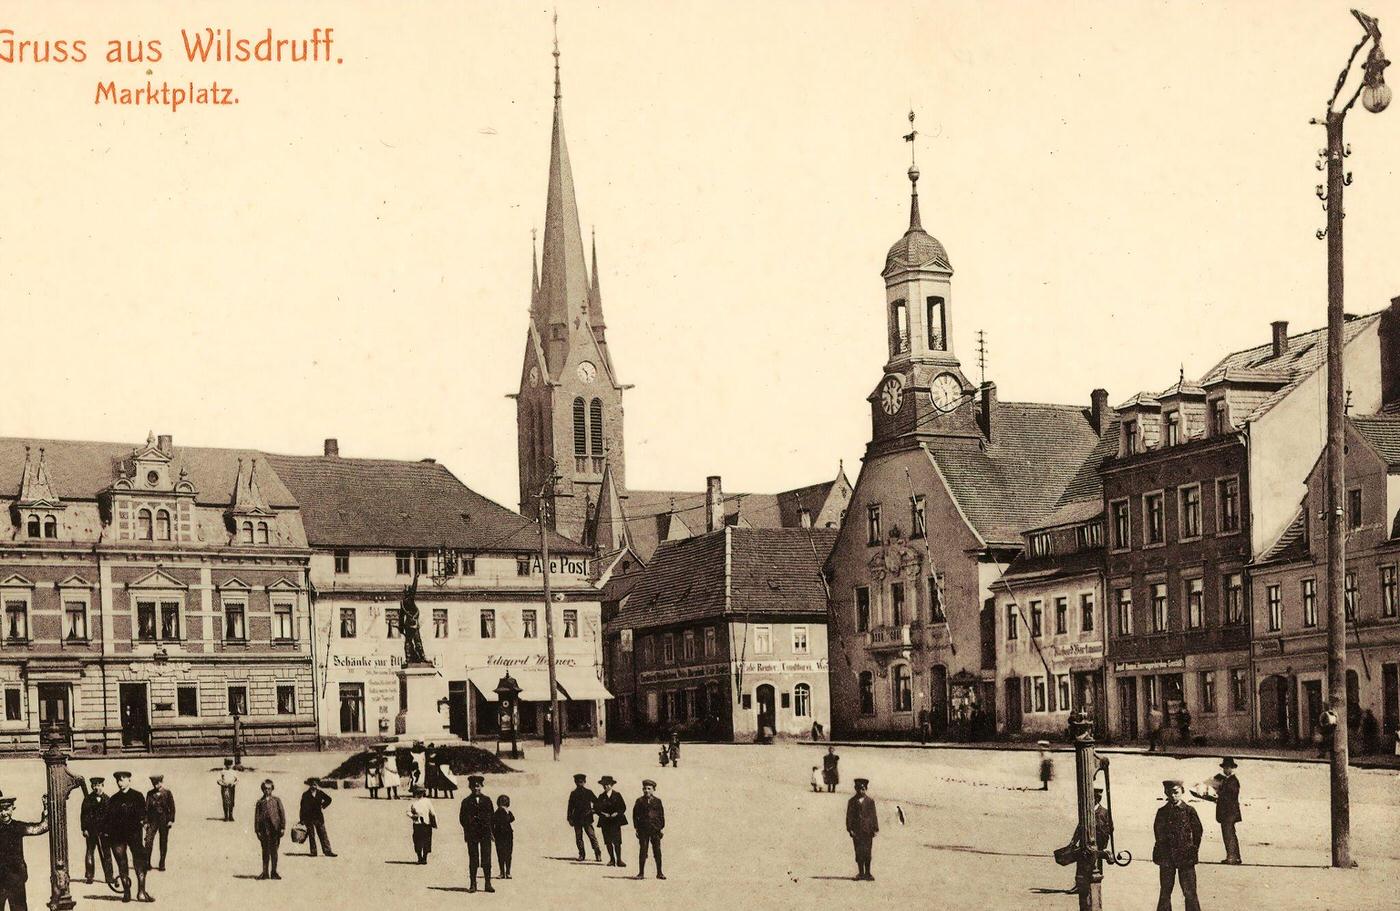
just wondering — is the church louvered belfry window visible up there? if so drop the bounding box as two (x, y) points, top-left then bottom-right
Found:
(589, 398), (604, 472)
(573, 398), (587, 457)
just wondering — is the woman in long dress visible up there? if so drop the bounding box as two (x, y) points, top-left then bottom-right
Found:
(407, 786), (437, 863)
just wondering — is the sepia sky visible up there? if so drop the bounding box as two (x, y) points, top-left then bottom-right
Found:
(2, 1), (1398, 513)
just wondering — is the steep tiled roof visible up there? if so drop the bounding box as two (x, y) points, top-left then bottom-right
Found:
(0, 437), (296, 506)
(609, 527), (836, 631)
(1352, 414), (1400, 468)
(1257, 506), (1309, 565)
(263, 454), (588, 553)
(775, 479), (840, 528)
(1199, 312), (1382, 424)
(929, 402), (1100, 546)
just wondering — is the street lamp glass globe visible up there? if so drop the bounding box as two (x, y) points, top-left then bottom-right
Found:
(1362, 80), (1392, 113)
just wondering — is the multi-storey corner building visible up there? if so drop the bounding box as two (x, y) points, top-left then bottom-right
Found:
(267, 444), (604, 748)
(825, 163), (1102, 740)
(0, 434), (316, 754)
(993, 411), (1117, 738)
(605, 524), (835, 741)
(1250, 409), (1400, 749)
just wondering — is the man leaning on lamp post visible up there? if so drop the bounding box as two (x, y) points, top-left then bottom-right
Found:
(0, 792), (50, 911)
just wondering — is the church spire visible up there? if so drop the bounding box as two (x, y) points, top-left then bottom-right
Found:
(537, 11), (591, 375)
(531, 228), (540, 304)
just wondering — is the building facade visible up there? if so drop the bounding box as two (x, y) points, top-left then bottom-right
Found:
(0, 435), (316, 755)
(265, 447), (607, 748)
(1250, 413), (1400, 750)
(606, 527), (834, 742)
(825, 163), (1103, 740)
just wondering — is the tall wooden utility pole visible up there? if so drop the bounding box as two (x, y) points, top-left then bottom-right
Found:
(538, 462), (563, 761)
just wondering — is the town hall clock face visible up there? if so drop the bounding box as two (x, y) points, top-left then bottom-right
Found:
(927, 372), (963, 411)
(879, 375), (904, 415)
(577, 361), (597, 384)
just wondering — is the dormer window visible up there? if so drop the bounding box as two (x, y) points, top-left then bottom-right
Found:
(257, 521), (270, 544)
(1210, 399), (1229, 436)
(1029, 532), (1052, 557)
(241, 521), (254, 544)
(1164, 411), (1181, 446)
(137, 509), (153, 541)
(25, 515), (40, 538)
(42, 517), (56, 539)
(1123, 420), (1139, 455)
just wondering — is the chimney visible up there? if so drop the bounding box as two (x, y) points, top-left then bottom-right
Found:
(157, 434), (172, 454)
(978, 382), (997, 441)
(706, 475), (724, 533)
(324, 438), (340, 458)
(1382, 297), (1400, 407)
(1271, 320), (1289, 358)
(1090, 388), (1109, 434)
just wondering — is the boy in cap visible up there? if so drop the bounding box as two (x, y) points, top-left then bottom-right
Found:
(566, 773), (602, 862)
(1199, 757), (1242, 864)
(107, 771), (154, 902)
(593, 776), (627, 867)
(217, 759), (238, 822)
(298, 778), (336, 857)
(0, 793), (49, 911)
(1152, 780), (1203, 911)
(632, 779), (665, 880)
(253, 779), (286, 880)
(459, 775), (494, 892)
(144, 774), (175, 871)
(845, 778), (878, 881)
(80, 776), (116, 886)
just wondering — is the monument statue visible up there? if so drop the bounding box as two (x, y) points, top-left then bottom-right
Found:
(400, 573), (428, 665)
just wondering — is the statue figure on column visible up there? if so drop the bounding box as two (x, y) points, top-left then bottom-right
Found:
(401, 572), (428, 665)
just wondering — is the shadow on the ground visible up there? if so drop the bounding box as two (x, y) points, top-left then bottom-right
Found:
(384, 859), (423, 865)
(810, 875), (859, 881)
(926, 843), (1050, 859)
(428, 886), (477, 894)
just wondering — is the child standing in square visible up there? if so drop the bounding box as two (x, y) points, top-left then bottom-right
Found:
(493, 795), (515, 878)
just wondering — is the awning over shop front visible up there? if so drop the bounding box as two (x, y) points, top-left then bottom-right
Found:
(467, 667), (557, 702)
(554, 667), (614, 701)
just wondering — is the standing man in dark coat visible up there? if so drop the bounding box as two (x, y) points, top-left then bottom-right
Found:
(1152, 780), (1203, 911)
(459, 775), (494, 893)
(1200, 757), (1242, 864)
(253, 780), (286, 880)
(566, 773), (602, 862)
(1064, 786), (1113, 906)
(143, 774), (175, 872)
(822, 746), (840, 793)
(845, 777), (879, 881)
(80, 776), (116, 887)
(107, 771), (153, 903)
(632, 779), (665, 880)
(0, 794), (49, 911)
(298, 778), (336, 857)
(593, 776), (628, 867)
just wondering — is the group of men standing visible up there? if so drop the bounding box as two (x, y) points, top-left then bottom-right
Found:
(566, 773), (666, 879)
(76, 770), (172, 903)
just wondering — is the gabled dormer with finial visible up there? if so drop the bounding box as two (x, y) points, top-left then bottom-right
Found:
(226, 457), (278, 545)
(106, 432), (197, 543)
(12, 446), (67, 541)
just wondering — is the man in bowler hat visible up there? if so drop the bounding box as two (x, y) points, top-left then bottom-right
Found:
(0, 793), (49, 911)
(593, 776), (628, 867)
(1200, 757), (1242, 864)
(1153, 780), (1203, 911)
(80, 776), (116, 887)
(567, 773), (602, 862)
(459, 775), (494, 893)
(107, 771), (154, 902)
(143, 774), (175, 872)
(632, 779), (665, 880)
(845, 777), (879, 881)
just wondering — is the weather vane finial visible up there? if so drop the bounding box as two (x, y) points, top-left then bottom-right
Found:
(552, 10), (561, 101)
(903, 109), (918, 167)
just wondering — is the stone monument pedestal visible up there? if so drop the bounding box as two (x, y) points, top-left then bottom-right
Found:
(394, 662), (451, 741)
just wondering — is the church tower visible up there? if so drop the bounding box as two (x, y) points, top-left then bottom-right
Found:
(516, 24), (626, 542)
(867, 148), (979, 455)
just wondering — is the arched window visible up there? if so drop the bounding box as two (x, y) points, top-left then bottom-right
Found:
(257, 522), (270, 544)
(241, 521), (254, 544)
(927, 296), (946, 350)
(572, 398), (587, 456)
(26, 515), (40, 538)
(890, 298), (909, 356)
(892, 664), (912, 713)
(793, 682), (811, 718)
(42, 516), (57, 539)
(155, 510), (171, 541)
(858, 671), (875, 716)
(137, 509), (153, 541)
(589, 398), (604, 455)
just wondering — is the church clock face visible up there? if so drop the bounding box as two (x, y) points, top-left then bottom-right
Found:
(879, 375), (904, 415)
(577, 361), (597, 384)
(927, 372), (963, 411)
